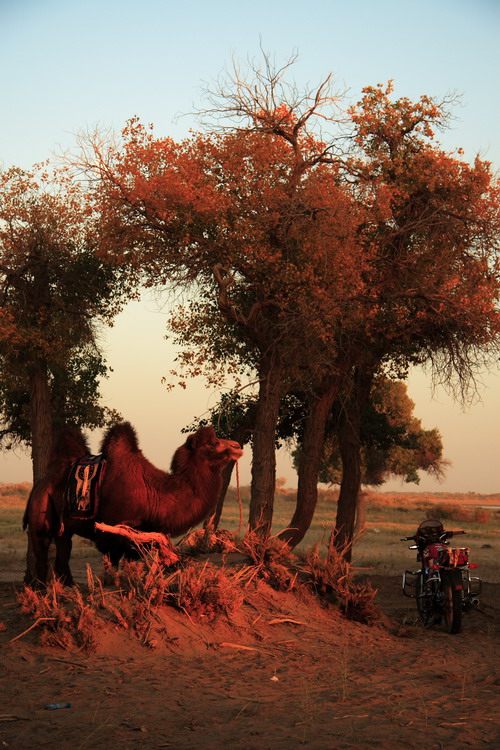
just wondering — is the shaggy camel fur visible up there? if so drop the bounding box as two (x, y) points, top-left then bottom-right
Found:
(23, 423), (243, 586)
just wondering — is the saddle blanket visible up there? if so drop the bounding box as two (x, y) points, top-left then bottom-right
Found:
(65, 454), (106, 519)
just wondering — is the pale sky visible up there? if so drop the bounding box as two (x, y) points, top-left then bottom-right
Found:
(0, 0), (499, 493)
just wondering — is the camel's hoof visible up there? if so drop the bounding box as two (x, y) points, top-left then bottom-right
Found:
(24, 578), (46, 591)
(56, 575), (75, 587)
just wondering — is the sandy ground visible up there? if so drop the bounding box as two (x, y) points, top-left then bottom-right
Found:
(1, 550), (499, 750)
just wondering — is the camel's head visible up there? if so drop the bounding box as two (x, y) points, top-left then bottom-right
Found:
(172, 426), (243, 473)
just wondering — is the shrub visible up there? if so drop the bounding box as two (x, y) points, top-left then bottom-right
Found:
(177, 526), (239, 560)
(17, 579), (100, 650)
(0, 482), (31, 506)
(298, 541), (379, 624)
(472, 508), (491, 524)
(171, 562), (244, 620)
(425, 503), (471, 522)
(235, 530), (298, 591)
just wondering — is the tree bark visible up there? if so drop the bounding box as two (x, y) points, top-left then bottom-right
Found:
(331, 365), (375, 562)
(248, 352), (282, 538)
(29, 363), (53, 483)
(279, 375), (343, 548)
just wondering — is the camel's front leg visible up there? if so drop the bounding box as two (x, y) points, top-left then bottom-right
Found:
(23, 479), (58, 587)
(24, 529), (53, 588)
(54, 534), (74, 586)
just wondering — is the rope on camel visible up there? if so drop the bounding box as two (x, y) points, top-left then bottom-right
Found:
(236, 459), (242, 534)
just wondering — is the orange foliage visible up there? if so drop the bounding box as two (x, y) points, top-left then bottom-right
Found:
(70, 72), (499, 539)
(84, 82), (499, 390)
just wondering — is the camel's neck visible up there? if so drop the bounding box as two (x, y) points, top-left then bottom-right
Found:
(155, 461), (223, 535)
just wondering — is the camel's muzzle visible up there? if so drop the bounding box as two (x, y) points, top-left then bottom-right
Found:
(225, 440), (243, 461)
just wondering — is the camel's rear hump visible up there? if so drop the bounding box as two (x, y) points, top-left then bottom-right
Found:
(46, 426), (90, 474)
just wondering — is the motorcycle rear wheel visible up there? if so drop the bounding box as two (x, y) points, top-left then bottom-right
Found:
(442, 574), (462, 634)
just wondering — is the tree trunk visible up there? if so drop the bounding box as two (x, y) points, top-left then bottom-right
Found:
(354, 490), (367, 535)
(333, 423), (362, 563)
(206, 461), (235, 530)
(248, 353), (282, 538)
(331, 365), (375, 562)
(29, 363), (53, 483)
(204, 402), (258, 530)
(279, 375), (343, 548)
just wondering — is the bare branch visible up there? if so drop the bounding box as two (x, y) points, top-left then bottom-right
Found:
(213, 264), (248, 327)
(194, 47), (349, 149)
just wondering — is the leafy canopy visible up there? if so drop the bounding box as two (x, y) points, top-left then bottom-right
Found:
(0, 165), (131, 447)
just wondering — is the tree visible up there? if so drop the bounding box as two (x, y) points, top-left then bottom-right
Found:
(328, 82), (500, 557)
(265, 82), (498, 552)
(73, 63), (499, 550)
(319, 377), (447, 487)
(320, 376), (446, 537)
(0, 341), (120, 449)
(0, 166), (132, 480)
(75, 58), (364, 539)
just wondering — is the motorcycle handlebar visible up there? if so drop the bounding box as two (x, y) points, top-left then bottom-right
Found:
(400, 530), (467, 542)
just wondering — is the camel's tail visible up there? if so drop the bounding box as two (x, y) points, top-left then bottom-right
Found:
(22, 488), (33, 530)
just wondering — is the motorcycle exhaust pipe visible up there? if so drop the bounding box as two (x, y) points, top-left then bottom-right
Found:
(471, 598), (479, 607)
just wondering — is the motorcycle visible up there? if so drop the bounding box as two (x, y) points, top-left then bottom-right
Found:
(402, 518), (481, 634)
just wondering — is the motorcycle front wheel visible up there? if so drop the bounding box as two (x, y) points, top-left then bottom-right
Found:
(416, 572), (436, 626)
(442, 573), (462, 634)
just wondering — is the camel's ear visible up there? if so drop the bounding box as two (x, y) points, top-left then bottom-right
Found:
(185, 434), (196, 451)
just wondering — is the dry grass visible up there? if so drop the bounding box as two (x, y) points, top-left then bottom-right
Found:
(235, 530), (298, 590)
(16, 544), (248, 650)
(17, 578), (101, 650)
(177, 524), (239, 560)
(4, 481), (498, 649)
(15, 524), (385, 651)
(298, 538), (380, 625)
(173, 561), (244, 620)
